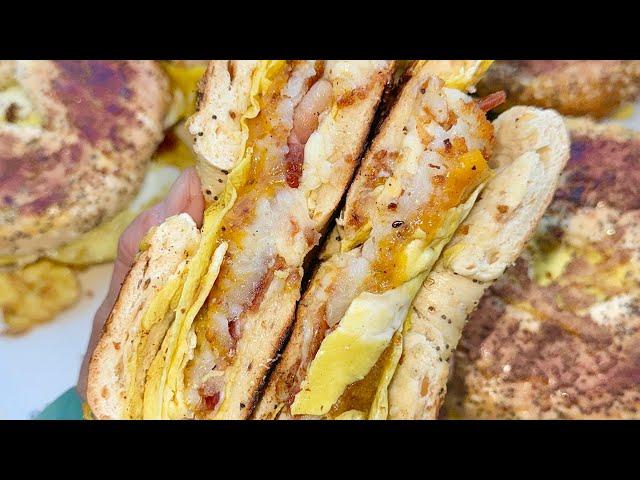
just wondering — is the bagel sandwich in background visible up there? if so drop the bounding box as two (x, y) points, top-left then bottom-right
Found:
(254, 61), (569, 420)
(446, 118), (640, 420)
(476, 60), (640, 119)
(0, 60), (207, 334)
(86, 60), (395, 419)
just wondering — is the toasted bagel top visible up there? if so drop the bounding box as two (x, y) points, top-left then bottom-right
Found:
(0, 60), (170, 257)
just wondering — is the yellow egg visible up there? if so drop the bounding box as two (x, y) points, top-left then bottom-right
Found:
(418, 60), (494, 92)
(291, 275), (425, 417)
(0, 260), (80, 334)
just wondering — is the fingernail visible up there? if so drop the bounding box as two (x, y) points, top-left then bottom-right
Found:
(162, 169), (194, 217)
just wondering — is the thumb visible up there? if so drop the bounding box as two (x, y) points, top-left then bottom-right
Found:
(112, 167), (204, 293)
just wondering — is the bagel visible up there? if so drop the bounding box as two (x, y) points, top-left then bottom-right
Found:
(477, 60), (640, 118)
(447, 119), (640, 419)
(0, 60), (170, 259)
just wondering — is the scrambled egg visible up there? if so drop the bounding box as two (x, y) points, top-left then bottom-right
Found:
(161, 61), (207, 128)
(291, 275), (426, 416)
(0, 260), (80, 334)
(419, 60), (494, 92)
(531, 240), (575, 287)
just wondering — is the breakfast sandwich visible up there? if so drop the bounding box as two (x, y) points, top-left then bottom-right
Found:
(447, 119), (640, 419)
(86, 60), (394, 419)
(254, 62), (569, 420)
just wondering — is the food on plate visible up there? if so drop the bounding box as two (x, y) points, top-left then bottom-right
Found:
(254, 62), (569, 420)
(446, 119), (640, 419)
(0, 60), (205, 333)
(476, 60), (640, 118)
(86, 60), (395, 419)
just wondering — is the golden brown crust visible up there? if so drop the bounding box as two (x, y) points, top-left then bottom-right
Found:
(0, 61), (170, 258)
(477, 60), (640, 118)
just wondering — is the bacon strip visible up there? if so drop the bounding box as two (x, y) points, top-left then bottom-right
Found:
(477, 90), (507, 112)
(285, 138), (305, 188)
(285, 79), (333, 188)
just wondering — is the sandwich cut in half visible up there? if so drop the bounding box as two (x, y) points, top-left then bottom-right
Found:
(87, 60), (394, 419)
(254, 61), (570, 420)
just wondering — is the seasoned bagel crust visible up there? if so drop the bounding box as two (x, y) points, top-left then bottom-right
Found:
(449, 119), (640, 419)
(477, 60), (640, 118)
(0, 60), (170, 257)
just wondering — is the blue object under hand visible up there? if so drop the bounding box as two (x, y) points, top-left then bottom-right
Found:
(35, 388), (84, 420)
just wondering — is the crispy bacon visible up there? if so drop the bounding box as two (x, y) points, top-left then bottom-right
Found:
(285, 138), (305, 188)
(285, 78), (333, 188)
(203, 392), (220, 411)
(477, 90), (507, 112)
